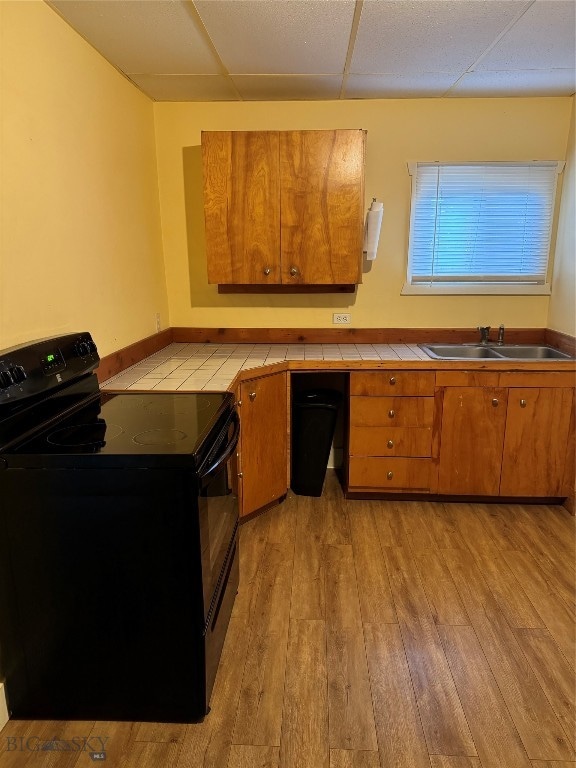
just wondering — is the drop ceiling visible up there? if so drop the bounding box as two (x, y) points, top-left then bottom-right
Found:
(47, 0), (576, 101)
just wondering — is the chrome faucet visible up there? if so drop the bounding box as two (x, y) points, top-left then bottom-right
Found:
(477, 326), (491, 344)
(497, 324), (505, 345)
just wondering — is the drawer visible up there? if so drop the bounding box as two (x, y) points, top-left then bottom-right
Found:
(350, 396), (434, 427)
(351, 371), (435, 397)
(349, 426), (432, 457)
(348, 457), (432, 491)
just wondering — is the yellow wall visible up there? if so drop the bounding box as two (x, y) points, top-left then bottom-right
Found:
(0, 0), (168, 357)
(155, 98), (572, 330)
(548, 97), (576, 336)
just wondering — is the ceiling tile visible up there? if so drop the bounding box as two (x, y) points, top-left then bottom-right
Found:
(350, 0), (528, 74)
(128, 74), (239, 101)
(447, 69), (576, 97)
(49, 0), (220, 74)
(231, 75), (343, 100)
(344, 73), (459, 98)
(193, 0), (355, 74)
(474, 0), (576, 71)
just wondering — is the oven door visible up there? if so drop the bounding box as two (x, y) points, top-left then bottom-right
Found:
(198, 410), (240, 618)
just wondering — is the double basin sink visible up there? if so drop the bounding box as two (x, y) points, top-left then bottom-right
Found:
(420, 344), (575, 361)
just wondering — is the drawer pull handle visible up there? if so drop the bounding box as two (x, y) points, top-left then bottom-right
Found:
(387, 471), (394, 480)
(289, 265), (300, 277)
(388, 410), (395, 418)
(263, 266), (271, 276)
(389, 376), (396, 385)
(492, 398), (499, 407)
(520, 399), (527, 408)
(387, 440), (394, 449)
(249, 391), (256, 401)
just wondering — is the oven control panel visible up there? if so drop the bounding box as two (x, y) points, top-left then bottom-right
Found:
(0, 332), (99, 407)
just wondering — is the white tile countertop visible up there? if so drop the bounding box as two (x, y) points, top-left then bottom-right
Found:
(100, 342), (431, 392)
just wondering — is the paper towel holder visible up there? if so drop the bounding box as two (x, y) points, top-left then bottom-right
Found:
(363, 197), (384, 262)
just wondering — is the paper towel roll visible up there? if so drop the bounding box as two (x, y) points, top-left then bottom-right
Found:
(363, 200), (383, 261)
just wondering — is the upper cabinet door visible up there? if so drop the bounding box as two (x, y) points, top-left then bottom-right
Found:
(279, 130), (365, 285)
(202, 131), (280, 284)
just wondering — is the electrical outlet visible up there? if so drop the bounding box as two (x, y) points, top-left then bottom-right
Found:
(333, 313), (351, 325)
(155, 313), (161, 333)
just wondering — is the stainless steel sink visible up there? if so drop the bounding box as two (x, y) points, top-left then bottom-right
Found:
(420, 343), (575, 361)
(492, 345), (574, 360)
(419, 344), (504, 360)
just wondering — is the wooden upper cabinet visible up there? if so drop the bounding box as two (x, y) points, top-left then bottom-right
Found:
(201, 129), (365, 287)
(202, 131), (280, 284)
(279, 130), (365, 284)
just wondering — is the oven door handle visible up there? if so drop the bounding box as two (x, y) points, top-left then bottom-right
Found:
(199, 411), (240, 481)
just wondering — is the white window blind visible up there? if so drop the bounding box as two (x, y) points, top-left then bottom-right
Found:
(406, 162), (562, 292)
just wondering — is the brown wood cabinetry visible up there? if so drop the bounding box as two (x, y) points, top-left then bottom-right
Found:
(437, 387), (508, 495)
(237, 371), (288, 517)
(348, 371), (436, 493)
(202, 129), (365, 287)
(500, 387), (573, 496)
(348, 369), (574, 500)
(437, 374), (575, 498)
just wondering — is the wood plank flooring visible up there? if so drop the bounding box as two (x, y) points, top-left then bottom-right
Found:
(0, 472), (574, 768)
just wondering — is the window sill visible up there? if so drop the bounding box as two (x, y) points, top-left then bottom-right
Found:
(401, 283), (552, 296)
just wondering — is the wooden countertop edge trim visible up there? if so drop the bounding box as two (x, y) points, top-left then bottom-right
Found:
(228, 359), (576, 391)
(96, 327), (576, 384)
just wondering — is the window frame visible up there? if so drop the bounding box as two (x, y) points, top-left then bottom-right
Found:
(402, 160), (564, 296)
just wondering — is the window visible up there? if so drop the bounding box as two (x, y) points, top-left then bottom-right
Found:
(404, 162), (563, 295)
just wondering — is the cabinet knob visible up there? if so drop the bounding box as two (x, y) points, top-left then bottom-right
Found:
(388, 409), (395, 418)
(492, 398), (499, 407)
(249, 391), (256, 401)
(387, 471), (394, 480)
(237, 400), (242, 407)
(387, 440), (394, 449)
(263, 266), (271, 276)
(237, 472), (243, 479)
(520, 399), (527, 408)
(389, 376), (396, 385)
(289, 266), (300, 277)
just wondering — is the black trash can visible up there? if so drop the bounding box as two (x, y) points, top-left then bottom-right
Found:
(291, 389), (342, 497)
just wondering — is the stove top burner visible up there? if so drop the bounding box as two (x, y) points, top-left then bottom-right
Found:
(47, 421), (124, 448)
(133, 428), (188, 446)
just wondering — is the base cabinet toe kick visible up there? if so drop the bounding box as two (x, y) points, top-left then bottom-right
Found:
(345, 370), (575, 502)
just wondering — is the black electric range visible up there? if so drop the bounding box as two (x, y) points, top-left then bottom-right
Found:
(0, 333), (239, 723)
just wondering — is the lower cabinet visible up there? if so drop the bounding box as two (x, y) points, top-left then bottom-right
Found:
(437, 375), (574, 498)
(437, 386), (508, 495)
(348, 369), (574, 499)
(347, 371), (436, 493)
(500, 387), (573, 496)
(237, 371), (288, 517)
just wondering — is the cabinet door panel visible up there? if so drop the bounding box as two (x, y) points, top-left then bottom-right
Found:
(438, 387), (507, 495)
(203, 131), (280, 284)
(280, 130), (364, 284)
(239, 373), (288, 516)
(500, 388), (573, 497)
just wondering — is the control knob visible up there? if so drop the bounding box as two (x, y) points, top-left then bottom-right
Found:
(74, 341), (91, 357)
(9, 365), (26, 384)
(0, 370), (14, 389)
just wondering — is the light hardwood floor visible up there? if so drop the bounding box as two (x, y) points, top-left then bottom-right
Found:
(0, 472), (574, 767)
